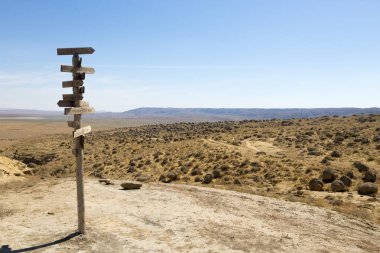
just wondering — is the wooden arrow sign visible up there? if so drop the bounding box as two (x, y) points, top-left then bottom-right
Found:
(57, 47), (95, 55)
(64, 107), (95, 115)
(62, 80), (84, 88)
(61, 65), (95, 74)
(68, 121), (80, 128)
(62, 94), (83, 101)
(58, 100), (89, 108)
(73, 126), (92, 138)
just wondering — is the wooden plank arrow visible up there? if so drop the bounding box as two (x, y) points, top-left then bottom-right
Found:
(73, 126), (92, 138)
(62, 80), (83, 88)
(64, 107), (95, 115)
(68, 121), (80, 128)
(61, 65), (95, 74)
(58, 100), (89, 108)
(57, 47), (95, 55)
(62, 94), (83, 101)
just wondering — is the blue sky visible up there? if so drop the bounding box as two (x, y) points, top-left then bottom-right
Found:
(0, 0), (379, 111)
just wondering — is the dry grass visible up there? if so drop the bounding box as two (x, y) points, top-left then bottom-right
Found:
(1, 114), (379, 223)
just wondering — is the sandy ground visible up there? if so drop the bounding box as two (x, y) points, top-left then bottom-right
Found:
(1, 178), (379, 253)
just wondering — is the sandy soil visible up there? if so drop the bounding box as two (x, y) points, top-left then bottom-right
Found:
(1, 178), (379, 253)
(0, 156), (28, 184)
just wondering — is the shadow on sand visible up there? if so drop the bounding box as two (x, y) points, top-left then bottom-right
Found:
(0, 232), (80, 253)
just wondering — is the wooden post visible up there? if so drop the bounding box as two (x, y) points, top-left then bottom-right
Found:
(73, 53), (85, 234)
(57, 47), (95, 234)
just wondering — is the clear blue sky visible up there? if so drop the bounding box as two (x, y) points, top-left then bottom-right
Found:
(0, 0), (379, 111)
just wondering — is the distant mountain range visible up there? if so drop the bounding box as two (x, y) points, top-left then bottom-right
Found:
(1, 107), (379, 122)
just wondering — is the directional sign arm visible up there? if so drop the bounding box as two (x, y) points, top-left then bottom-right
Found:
(57, 47), (95, 55)
(64, 107), (95, 115)
(73, 126), (92, 138)
(62, 80), (83, 88)
(61, 65), (95, 74)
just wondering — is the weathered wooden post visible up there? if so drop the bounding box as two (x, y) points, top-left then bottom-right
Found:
(57, 47), (95, 234)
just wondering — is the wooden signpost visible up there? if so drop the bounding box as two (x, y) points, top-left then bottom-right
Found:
(57, 47), (95, 234)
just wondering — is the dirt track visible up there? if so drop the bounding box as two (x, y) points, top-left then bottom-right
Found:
(1, 178), (379, 253)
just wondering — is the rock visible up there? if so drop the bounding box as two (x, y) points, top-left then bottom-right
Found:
(194, 176), (202, 182)
(358, 182), (378, 195)
(233, 178), (243, 185)
(339, 175), (352, 187)
(309, 178), (324, 191)
(191, 168), (200, 176)
(202, 174), (213, 184)
(330, 151), (342, 158)
(27, 162), (37, 168)
(127, 166), (136, 173)
(136, 175), (150, 182)
(121, 182), (142, 190)
(362, 170), (376, 183)
(346, 171), (354, 179)
(373, 135), (380, 142)
(98, 179), (113, 185)
(353, 161), (369, 172)
(167, 171), (177, 182)
(159, 175), (169, 183)
(212, 169), (221, 179)
(331, 180), (346, 192)
(252, 175), (261, 182)
(322, 168), (336, 183)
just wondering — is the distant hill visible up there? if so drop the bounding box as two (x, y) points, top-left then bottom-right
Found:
(1, 107), (379, 122)
(122, 107), (380, 120)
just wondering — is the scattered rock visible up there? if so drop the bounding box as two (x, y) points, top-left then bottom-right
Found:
(322, 168), (336, 183)
(27, 162), (37, 168)
(167, 171), (178, 182)
(191, 168), (200, 176)
(98, 179), (113, 185)
(136, 175), (150, 182)
(331, 180), (346, 192)
(233, 178), (243, 185)
(330, 151), (342, 158)
(202, 174), (213, 184)
(353, 161), (369, 173)
(127, 166), (136, 173)
(339, 175), (352, 187)
(121, 182), (142, 190)
(309, 178), (324, 191)
(358, 182), (378, 195)
(212, 169), (221, 179)
(346, 171), (354, 179)
(362, 170), (376, 183)
(194, 176), (202, 182)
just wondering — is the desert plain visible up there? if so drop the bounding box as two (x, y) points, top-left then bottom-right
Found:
(0, 114), (379, 252)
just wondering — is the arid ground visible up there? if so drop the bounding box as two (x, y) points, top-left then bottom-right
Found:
(0, 114), (379, 252)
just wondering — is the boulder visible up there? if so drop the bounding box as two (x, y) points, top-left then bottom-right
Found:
(136, 175), (150, 182)
(362, 170), (376, 183)
(322, 168), (336, 183)
(212, 169), (221, 179)
(346, 171), (354, 179)
(353, 161), (369, 172)
(339, 175), (352, 187)
(202, 174), (213, 184)
(167, 171), (178, 182)
(330, 151), (342, 158)
(358, 182), (378, 195)
(331, 180), (346, 192)
(309, 178), (324, 191)
(121, 182), (142, 190)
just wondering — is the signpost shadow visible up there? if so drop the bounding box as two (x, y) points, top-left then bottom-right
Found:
(0, 232), (80, 253)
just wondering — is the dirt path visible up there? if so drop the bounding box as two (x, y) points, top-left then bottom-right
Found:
(204, 138), (283, 156)
(1, 178), (379, 253)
